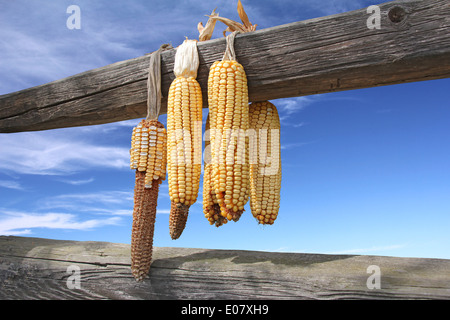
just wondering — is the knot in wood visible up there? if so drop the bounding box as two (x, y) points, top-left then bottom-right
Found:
(388, 6), (406, 23)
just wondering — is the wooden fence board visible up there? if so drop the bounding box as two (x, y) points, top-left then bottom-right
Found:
(1, 236), (449, 300)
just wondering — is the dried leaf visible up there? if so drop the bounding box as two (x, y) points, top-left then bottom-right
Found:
(237, 0), (252, 29)
(207, 1), (257, 36)
(198, 8), (219, 41)
(223, 26), (232, 37)
(197, 22), (204, 34)
(207, 15), (247, 34)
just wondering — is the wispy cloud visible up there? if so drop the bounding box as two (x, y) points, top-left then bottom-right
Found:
(39, 190), (133, 212)
(293, 122), (307, 128)
(275, 93), (368, 128)
(0, 189), (134, 235)
(77, 119), (138, 135)
(58, 178), (95, 185)
(0, 180), (24, 190)
(281, 141), (316, 150)
(261, 246), (310, 254)
(157, 209), (171, 215)
(37, 190), (168, 216)
(0, 130), (129, 175)
(275, 96), (322, 124)
(0, 210), (120, 236)
(277, 97), (316, 115)
(0, 1), (152, 94)
(0, 0), (218, 95)
(0, 185), (172, 236)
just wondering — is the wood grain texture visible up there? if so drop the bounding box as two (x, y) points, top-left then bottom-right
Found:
(0, 236), (449, 300)
(0, 0), (449, 133)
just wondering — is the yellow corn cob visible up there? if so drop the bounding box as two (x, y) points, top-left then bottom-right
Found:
(167, 39), (202, 239)
(130, 119), (167, 185)
(130, 119), (167, 281)
(207, 59), (249, 223)
(203, 115), (227, 227)
(248, 101), (281, 225)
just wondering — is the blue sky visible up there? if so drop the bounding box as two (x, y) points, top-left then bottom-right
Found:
(1, 0), (449, 260)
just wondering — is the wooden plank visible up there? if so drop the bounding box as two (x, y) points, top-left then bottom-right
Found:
(0, 0), (449, 133)
(0, 236), (449, 300)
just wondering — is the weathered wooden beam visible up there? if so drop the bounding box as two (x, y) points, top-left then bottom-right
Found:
(1, 0), (449, 133)
(1, 236), (449, 300)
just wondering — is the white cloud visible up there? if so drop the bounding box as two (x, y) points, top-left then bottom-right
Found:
(280, 141), (315, 150)
(0, 0), (217, 95)
(275, 96), (322, 123)
(157, 209), (171, 215)
(36, 191), (170, 220)
(109, 209), (133, 216)
(0, 130), (129, 175)
(0, 180), (24, 190)
(277, 97), (315, 114)
(0, 210), (120, 236)
(36, 190), (170, 216)
(0, 187), (163, 235)
(293, 122), (307, 128)
(59, 178), (95, 185)
(0, 28), (104, 94)
(39, 191), (134, 213)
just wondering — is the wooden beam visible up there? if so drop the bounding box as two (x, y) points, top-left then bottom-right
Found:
(1, 236), (449, 299)
(1, 0), (449, 133)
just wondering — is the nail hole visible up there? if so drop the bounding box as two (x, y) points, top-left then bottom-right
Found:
(388, 6), (406, 23)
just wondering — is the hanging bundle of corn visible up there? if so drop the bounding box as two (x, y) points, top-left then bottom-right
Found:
(166, 39), (203, 239)
(206, 1), (282, 225)
(204, 31), (250, 225)
(248, 101), (281, 225)
(130, 44), (170, 281)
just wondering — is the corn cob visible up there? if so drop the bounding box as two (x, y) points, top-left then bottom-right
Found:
(167, 39), (202, 239)
(203, 115), (227, 227)
(130, 119), (167, 184)
(130, 119), (167, 281)
(207, 57), (250, 224)
(248, 101), (281, 225)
